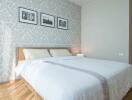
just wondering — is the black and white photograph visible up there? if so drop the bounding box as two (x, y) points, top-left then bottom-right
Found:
(40, 13), (55, 28)
(57, 17), (68, 30)
(19, 7), (37, 25)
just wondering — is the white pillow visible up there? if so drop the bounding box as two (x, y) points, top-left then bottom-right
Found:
(49, 49), (72, 57)
(23, 49), (51, 60)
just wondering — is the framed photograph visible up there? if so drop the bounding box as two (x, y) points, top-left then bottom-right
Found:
(19, 7), (38, 25)
(40, 13), (55, 28)
(57, 17), (68, 30)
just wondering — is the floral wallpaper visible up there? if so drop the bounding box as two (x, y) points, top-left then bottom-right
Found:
(0, 0), (81, 82)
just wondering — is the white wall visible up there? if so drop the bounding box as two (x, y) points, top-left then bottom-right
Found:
(81, 0), (129, 62)
(0, 0), (81, 82)
(130, 0), (132, 64)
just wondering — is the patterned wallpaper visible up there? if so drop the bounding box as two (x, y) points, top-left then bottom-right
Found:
(0, 0), (81, 82)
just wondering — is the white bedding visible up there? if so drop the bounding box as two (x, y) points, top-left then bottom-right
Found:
(16, 56), (132, 100)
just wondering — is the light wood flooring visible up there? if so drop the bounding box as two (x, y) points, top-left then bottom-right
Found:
(0, 79), (131, 100)
(0, 79), (42, 100)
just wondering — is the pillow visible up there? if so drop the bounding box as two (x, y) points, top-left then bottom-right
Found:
(49, 49), (72, 57)
(23, 49), (51, 60)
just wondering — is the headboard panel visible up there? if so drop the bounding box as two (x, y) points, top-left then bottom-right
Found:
(16, 48), (25, 62)
(16, 47), (71, 64)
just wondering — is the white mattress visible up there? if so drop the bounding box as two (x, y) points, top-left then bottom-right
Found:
(16, 56), (132, 100)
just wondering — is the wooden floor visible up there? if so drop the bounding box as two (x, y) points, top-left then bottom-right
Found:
(0, 79), (42, 100)
(123, 89), (132, 100)
(0, 79), (131, 100)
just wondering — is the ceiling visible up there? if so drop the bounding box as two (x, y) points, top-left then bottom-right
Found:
(68, 0), (90, 6)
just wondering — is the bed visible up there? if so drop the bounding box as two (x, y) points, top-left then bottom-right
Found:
(15, 47), (132, 100)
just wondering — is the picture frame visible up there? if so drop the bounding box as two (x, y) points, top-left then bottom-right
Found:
(40, 13), (55, 28)
(57, 17), (68, 30)
(19, 7), (38, 25)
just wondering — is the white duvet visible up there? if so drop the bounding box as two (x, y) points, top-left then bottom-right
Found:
(16, 56), (132, 100)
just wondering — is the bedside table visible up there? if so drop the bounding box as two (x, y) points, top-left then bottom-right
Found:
(76, 54), (84, 57)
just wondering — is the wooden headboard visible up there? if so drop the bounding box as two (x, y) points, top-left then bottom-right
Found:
(16, 47), (71, 64)
(16, 48), (25, 62)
